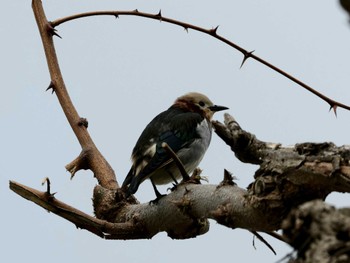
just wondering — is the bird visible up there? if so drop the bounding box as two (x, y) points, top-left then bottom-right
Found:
(122, 92), (228, 198)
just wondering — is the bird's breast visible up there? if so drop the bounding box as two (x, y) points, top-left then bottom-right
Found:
(195, 118), (212, 146)
(151, 119), (212, 185)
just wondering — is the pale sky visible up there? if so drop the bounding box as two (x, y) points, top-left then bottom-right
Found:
(2, 1), (350, 262)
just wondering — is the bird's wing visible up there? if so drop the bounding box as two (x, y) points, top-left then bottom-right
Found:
(125, 109), (203, 194)
(123, 131), (180, 191)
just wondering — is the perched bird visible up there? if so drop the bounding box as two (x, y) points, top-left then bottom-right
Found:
(122, 92), (228, 198)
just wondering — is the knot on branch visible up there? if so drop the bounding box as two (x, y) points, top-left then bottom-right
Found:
(210, 203), (235, 228)
(93, 185), (138, 222)
(78, 117), (89, 128)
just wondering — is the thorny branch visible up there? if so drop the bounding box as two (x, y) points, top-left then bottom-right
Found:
(50, 9), (350, 113)
(31, 0), (117, 190)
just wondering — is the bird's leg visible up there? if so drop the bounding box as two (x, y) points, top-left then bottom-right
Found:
(168, 172), (179, 185)
(167, 171), (180, 192)
(149, 178), (166, 204)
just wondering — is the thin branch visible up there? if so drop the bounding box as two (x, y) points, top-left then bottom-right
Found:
(51, 9), (350, 112)
(32, 1), (91, 148)
(9, 180), (143, 239)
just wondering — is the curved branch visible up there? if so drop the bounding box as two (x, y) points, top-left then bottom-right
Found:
(51, 9), (350, 112)
(32, 0), (117, 189)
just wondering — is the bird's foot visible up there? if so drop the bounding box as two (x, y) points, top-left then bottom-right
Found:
(149, 194), (167, 205)
(181, 168), (203, 185)
(167, 183), (178, 192)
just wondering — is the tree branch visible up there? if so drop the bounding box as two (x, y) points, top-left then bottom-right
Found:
(10, 112), (350, 241)
(50, 9), (350, 113)
(31, 0), (117, 189)
(9, 180), (148, 239)
(282, 200), (350, 262)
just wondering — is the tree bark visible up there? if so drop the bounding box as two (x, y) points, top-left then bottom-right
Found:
(283, 200), (350, 263)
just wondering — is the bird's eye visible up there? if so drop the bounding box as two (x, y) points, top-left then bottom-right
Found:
(199, 101), (205, 107)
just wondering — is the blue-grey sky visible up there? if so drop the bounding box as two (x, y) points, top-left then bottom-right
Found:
(2, 1), (349, 262)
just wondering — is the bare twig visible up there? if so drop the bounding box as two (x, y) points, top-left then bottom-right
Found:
(51, 9), (350, 113)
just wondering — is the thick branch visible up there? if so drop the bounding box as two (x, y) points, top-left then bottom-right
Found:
(10, 127), (350, 240)
(50, 9), (350, 112)
(32, 0), (117, 189)
(10, 179), (277, 239)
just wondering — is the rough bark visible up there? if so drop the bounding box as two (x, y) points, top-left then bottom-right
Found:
(283, 200), (350, 263)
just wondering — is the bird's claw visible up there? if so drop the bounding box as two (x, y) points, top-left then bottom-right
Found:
(149, 194), (167, 205)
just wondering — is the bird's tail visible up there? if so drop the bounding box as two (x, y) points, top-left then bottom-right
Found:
(122, 168), (141, 197)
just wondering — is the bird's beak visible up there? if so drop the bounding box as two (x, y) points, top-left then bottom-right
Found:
(209, 105), (229, 112)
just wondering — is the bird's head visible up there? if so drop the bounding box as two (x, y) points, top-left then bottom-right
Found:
(173, 92), (228, 120)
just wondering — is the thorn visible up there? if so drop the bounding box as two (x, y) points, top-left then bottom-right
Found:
(114, 14), (119, 19)
(155, 9), (162, 19)
(329, 104), (338, 117)
(41, 177), (56, 198)
(183, 26), (189, 33)
(218, 169), (236, 188)
(240, 50), (255, 68)
(42, 177), (51, 194)
(134, 9), (139, 13)
(210, 25), (219, 35)
(78, 117), (89, 128)
(224, 169), (233, 181)
(46, 81), (55, 94)
(223, 169), (236, 185)
(46, 22), (62, 39)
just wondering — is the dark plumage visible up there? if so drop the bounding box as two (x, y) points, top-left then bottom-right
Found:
(122, 92), (228, 197)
